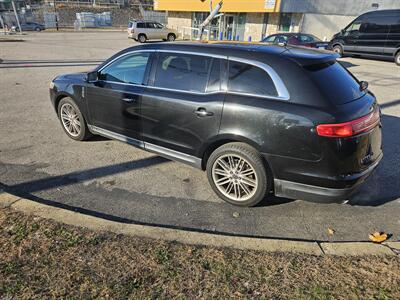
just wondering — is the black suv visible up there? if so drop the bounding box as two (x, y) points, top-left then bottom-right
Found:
(50, 42), (382, 206)
(329, 9), (400, 65)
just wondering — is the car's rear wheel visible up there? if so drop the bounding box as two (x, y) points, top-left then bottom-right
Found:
(58, 97), (92, 141)
(332, 44), (343, 57)
(138, 34), (147, 43)
(167, 33), (176, 42)
(206, 142), (271, 207)
(395, 51), (400, 66)
(35, 27), (41, 32)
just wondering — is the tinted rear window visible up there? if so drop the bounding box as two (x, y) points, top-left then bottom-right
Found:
(228, 61), (278, 97)
(305, 61), (365, 104)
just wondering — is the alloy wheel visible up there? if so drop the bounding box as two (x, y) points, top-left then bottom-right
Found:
(60, 103), (81, 137)
(211, 154), (258, 202)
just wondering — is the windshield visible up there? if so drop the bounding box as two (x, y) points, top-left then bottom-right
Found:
(304, 61), (365, 104)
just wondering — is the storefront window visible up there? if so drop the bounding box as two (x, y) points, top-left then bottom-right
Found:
(191, 12), (246, 41)
(279, 13), (292, 32)
(192, 12), (220, 40)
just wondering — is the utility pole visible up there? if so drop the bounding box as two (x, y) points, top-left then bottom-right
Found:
(11, 1), (22, 33)
(53, 0), (59, 31)
(0, 15), (6, 35)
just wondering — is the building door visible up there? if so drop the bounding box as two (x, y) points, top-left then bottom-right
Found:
(279, 13), (292, 32)
(223, 14), (235, 40)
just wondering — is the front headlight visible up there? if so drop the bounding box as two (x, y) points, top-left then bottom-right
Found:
(49, 81), (55, 89)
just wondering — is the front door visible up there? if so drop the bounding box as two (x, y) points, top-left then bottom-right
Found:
(342, 21), (362, 52)
(141, 52), (225, 158)
(85, 51), (153, 143)
(223, 15), (235, 40)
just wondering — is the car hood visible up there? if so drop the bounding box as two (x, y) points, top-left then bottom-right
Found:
(54, 72), (87, 82)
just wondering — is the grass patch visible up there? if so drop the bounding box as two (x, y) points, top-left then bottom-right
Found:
(0, 208), (399, 299)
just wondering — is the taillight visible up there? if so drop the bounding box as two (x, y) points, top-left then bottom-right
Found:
(316, 108), (380, 138)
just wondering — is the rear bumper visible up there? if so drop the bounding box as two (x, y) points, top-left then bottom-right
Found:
(272, 154), (382, 203)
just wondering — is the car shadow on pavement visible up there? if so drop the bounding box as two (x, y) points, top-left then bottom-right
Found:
(3, 156), (169, 195)
(339, 61), (359, 69)
(380, 98), (400, 110)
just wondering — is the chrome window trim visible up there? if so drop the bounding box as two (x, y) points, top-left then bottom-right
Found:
(97, 48), (290, 100)
(145, 85), (223, 96)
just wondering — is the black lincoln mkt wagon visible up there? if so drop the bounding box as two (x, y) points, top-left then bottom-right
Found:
(49, 42), (382, 207)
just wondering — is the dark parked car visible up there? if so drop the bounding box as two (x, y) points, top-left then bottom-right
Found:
(262, 33), (328, 49)
(50, 42), (382, 207)
(17, 22), (45, 32)
(329, 9), (400, 65)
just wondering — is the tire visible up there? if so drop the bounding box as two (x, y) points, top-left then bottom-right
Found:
(206, 142), (271, 207)
(332, 44), (343, 57)
(167, 33), (176, 42)
(138, 34), (147, 43)
(35, 27), (41, 32)
(395, 51), (400, 66)
(57, 97), (92, 141)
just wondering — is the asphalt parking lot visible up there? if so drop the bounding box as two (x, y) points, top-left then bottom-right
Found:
(1, 32), (399, 242)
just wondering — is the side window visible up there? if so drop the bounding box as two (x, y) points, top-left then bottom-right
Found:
(99, 53), (150, 85)
(206, 59), (221, 93)
(154, 53), (212, 93)
(276, 35), (288, 44)
(146, 22), (156, 29)
(136, 22), (145, 29)
(345, 22), (361, 35)
(228, 61), (278, 97)
(299, 35), (313, 43)
(362, 14), (392, 34)
(388, 14), (400, 34)
(155, 23), (164, 29)
(264, 35), (276, 43)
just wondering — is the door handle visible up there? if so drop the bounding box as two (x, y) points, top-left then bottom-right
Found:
(121, 97), (136, 103)
(195, 107), (214, 117)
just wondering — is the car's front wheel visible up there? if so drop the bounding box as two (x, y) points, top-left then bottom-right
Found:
(58, 97), (92, 141)
(35, 27), (41, 32)
(206, 142), (271, 207)
(332, 44), (343, 57)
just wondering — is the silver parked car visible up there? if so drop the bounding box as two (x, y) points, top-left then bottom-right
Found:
(127, 20), (178, 43)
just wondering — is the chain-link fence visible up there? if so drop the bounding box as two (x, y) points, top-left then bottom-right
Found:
(0, 1), (165, 30)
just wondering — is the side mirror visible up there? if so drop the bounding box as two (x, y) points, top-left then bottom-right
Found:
(86, 71), (98, 83)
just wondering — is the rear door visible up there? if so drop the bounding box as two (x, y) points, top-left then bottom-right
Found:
(145, 22), (158, 39)
(140, 52), (225, 157)
(85, 51), (153, 143)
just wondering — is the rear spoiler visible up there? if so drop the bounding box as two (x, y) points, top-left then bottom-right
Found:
(280, 47), (340, 67)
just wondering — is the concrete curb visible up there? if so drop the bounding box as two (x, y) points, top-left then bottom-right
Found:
(1, 192), (398, 256)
